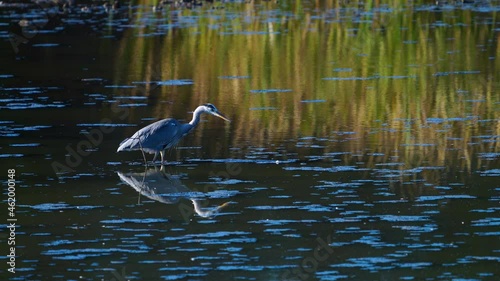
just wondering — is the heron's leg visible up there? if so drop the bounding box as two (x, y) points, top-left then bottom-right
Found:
(152, 152), (158, 163)
(160, 150), (165, 164)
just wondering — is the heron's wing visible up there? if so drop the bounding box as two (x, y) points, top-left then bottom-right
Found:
(117, 119), (182, 153)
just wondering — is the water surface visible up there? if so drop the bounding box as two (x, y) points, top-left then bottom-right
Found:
(0, 0), (499, 280)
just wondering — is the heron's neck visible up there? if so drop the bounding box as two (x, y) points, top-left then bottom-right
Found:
(192, 199), (215, 218)
(189, 107), (204, 126)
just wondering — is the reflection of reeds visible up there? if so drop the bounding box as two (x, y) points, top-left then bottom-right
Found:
(112, 1), (499, 175)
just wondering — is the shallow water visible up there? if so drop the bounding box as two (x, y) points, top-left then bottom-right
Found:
(1, 0), (499, 280)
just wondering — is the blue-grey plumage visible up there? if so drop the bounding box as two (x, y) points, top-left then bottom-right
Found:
(117, 103), (230, 163)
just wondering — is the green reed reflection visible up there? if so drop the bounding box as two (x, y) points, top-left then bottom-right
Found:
(112, 1), (499, 173)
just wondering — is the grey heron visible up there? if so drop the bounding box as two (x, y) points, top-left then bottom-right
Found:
(117, 167), (230, 218)
(117, 103), (230, 163)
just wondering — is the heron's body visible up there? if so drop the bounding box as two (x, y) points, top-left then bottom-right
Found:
(117, 103), (229, 163)
(117, 118), (193, 155)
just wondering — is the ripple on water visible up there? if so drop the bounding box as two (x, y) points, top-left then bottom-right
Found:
(249, 219), (318, 226)
(9, 143), (41, 147)
(474, 231), (500, 237)
(81, 78), (106, 82)
(331, 256), (396, 272)
(248, 205), (295, 210)
(249, 89), (292, 94)
(197, 179), (254, 186)
(316, 271), (349, 280)
(190, 158), (297, 165)
(42, 247), (150, 260)
(470, 207), (498, 213)
(113, 96), (148, 100)
(32, 43), (59, 47)
(100, 218), (168, 224)
(0, 154), (24, 158)
(117, 103), (147, 107)
(479, 169), (500, 176)
(426, 117), (474, 123)
(2, 102), (65, 109)
(315, 181), (364, 189)
(156, 79), (194, 86)
(77, 123), (136, 127)
(218, 75), (250, 79)
(162, 231), (256, 245)
(263, 228), (296, 235)
(28, 203), (102, 211)
(301, 99), (326, 103)
(158, 266), (211, 277)
(378, 215), (430, 222)
(323, 75), (416, 81)
(199, 189), (240, 199)
(392, 224), (437, 233)
(12, 125), (51, 131)
(216, 265), (291, 271)
(471, 217), (500, 227)
(283, 166), (364, 172)
(394, 262), (432, 269)
(401, 143), (436, 147)
(415, 195), (476, 202)
(40, 239), (99, 247)
(333, 68), (353, 72)
(457, 256), (500, 264)
(433, 70), (480, 76)
(323, 76), (372, 81)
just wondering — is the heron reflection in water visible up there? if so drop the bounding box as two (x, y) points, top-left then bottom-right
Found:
(117, 104), (230, 164)
(117, 167), (230, 218)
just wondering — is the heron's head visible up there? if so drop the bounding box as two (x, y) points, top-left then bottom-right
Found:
(202, 103), (230, 122)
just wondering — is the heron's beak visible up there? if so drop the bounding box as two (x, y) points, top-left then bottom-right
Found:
(213, 111), (230, 122)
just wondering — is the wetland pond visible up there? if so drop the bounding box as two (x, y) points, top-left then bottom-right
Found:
(1, 0), (499, 280)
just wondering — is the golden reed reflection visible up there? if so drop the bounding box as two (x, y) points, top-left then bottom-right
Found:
(111, 1), (499, 175)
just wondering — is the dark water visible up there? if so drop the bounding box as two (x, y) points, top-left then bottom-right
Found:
(1, 0), (499, 280)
